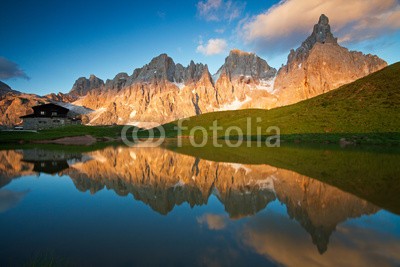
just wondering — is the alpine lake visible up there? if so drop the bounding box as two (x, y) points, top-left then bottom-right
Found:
(0, 141), (399, 266)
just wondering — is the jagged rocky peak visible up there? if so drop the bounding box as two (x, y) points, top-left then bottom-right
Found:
(215, 49), (277, 82)
(70, 74), (104, 96)
(105, 72), (129, 91)
(288, 14), (338, 63)
(133, 53), (176, 82)
(174, 60), (210, 84)
(45, 92), (78, 103)
(312, 14), (337, 44)
(130, 54), (211, 86)
(274, 14), (387, 106)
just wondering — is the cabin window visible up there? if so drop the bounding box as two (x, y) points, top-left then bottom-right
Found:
(40, 111), (45, 115)
(52, 112), (57, 116)
(53, 120), (60, 123)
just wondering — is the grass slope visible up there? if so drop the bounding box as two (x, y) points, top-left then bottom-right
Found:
(164, 62), (400, 144)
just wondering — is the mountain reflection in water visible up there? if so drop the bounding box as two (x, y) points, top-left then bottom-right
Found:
(0, 145), (399, 266)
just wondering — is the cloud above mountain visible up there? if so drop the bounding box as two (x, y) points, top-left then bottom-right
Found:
(240, 0), (400, 54)
(197, 0), (245, 22)
(0, 57), (29, 80)
(197, 38), (228, 56)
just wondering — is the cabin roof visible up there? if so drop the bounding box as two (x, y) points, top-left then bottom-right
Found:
(20, 103), (71, 119)
(32, 103), (70, 112)
(20, 114), (39, 119)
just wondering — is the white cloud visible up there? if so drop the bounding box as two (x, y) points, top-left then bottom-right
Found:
(196, 38), (228, 56)
(197, 0), (245, 22)
(241, 0), (400, 54)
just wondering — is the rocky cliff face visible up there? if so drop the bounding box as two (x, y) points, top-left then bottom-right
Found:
(69, 74), (105, 97)
(105, 72), (129, 92)
(45, 92), (78, 103)
(214, 50), (278, 110)
(274, 14), (387, 106)
(74, 50), (278, 127)
(73, 54), (217, 126)
(214, 49), (276, 82)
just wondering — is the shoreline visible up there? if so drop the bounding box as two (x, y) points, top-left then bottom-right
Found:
(1, 132), (399, 147)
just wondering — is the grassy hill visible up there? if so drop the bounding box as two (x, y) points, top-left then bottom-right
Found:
(164, 62), (400, 144)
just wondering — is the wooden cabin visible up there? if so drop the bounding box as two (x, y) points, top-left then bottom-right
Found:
(20, 103), (81, 130)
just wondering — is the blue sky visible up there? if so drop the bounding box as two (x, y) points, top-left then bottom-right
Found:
(1, 0), (399, 95)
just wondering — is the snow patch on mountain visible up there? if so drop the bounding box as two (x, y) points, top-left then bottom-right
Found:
(173, 82), (185, 90)
(129, 110), (137, 118)
(256, 77), (276, 93)
(218, 95), (252, 111)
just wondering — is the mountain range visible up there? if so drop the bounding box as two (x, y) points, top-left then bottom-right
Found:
(0, 14), (388, 128)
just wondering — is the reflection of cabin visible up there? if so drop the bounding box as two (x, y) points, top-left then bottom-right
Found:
(22, 149), (84, 175)
(20, 103), (81, 130)
(25, 160), (70, 175)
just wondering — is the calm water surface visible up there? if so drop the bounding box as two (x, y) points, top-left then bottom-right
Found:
(0, 144), (399, 266)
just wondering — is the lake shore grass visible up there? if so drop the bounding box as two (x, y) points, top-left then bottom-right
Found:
(1, 126), (400, 147)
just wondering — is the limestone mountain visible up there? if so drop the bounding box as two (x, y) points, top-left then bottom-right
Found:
(73, 50), (278, 127)
(274, 14), (387, 106)
(214, 49), (276, 83)
(69, 74), (105, 97)
(72, 54), (215, 127)
(214, 49), (278, 110)
(73, 15), (386, 126)
(105, 72), (129, 92)
(71, 51), (276, 127)
(45, 92), (79, 103)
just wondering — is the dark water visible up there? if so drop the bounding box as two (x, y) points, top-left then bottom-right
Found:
(0, 144), (399, 266)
